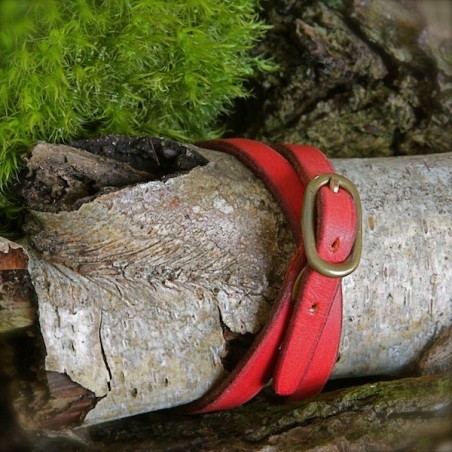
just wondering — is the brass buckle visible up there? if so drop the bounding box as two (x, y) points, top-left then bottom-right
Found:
(301, 173), (362, 278)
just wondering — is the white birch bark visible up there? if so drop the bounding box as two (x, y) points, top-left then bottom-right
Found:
(17, 145), (451, 425)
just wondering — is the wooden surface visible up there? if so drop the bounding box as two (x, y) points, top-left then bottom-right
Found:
(18, 375), (452, 451)
(230, 0), (452, 158)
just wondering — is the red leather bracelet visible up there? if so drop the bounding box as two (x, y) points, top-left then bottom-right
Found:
(186, 138), (361, 413)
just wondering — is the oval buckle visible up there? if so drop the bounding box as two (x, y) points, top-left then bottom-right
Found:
(301, 173), (362, 278)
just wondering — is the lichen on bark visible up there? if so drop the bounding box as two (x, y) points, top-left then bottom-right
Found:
(229, 0), (452, 158)
(62, 375), (452, 451)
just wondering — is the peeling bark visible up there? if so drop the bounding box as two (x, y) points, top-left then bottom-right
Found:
(0, 270), (35, 332)
(416, 327), (452, 376)
(0, 240), (34, 332)
(0, 238), (28, 271)
(19, 142), (291, 424)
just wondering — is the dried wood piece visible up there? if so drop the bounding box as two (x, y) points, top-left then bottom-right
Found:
(0, 239), (33, 332)
(38, 372), (97, 429)
(2, 142), (451, 428)
(20, 142), (154, 213)
(416, 327), (452, 376)
(69, 136), (209, 176)
(0, 238), (28, 270)
(13, 142), (450, 426)
(20, 138), (208, 213)
(23, 375), (452, 451)
(0, 270), (35, 332)
(22, 144), (292, 425)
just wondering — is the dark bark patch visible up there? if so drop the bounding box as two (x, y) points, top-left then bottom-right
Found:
(19, 137), (208, 213)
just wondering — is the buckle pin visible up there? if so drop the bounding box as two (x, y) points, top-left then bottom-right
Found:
(301, 173), (362, 278)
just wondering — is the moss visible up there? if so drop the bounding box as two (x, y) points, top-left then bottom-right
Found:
(242, 376), (452, 443)
(82, 375), (452, 449)
(0, 0), (271, 213)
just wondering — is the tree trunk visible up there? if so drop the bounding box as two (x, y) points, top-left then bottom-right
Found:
(227, 0), (452, 158)
(1, 141), (451, 429)
(7, 375), (452, 451)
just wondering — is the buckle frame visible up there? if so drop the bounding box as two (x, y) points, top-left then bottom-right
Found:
(301, 173), (362, 278)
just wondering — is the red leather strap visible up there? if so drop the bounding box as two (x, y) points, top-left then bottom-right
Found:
(271, 144), (356, 397)
(185, 139), (357, 413)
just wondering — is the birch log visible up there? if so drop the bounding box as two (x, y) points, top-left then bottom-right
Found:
(2, 143), (451, 426)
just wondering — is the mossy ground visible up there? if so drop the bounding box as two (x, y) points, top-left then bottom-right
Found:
(72, 375), (451, 450)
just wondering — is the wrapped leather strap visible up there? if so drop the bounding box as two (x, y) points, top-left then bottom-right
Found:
(271, 144), (356, 398)
(185, 138), (358, 413)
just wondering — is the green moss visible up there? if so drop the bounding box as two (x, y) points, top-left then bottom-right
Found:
(0, 0), (271, 213)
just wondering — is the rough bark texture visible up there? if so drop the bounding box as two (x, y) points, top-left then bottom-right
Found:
(1, 141), (450, 429)
(332, 153), (452, 378)
(227, 0), (452, 158)
(416, 327), (452, 376)
(17, 375), (452, 451)
(21, 142), (294, 426)
(0, 239), (34, 333)
(0, 238), (28, 271)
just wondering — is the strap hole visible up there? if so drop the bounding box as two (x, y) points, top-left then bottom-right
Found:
(331, 238), (340, 252)
(309, 303), (319, 314)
